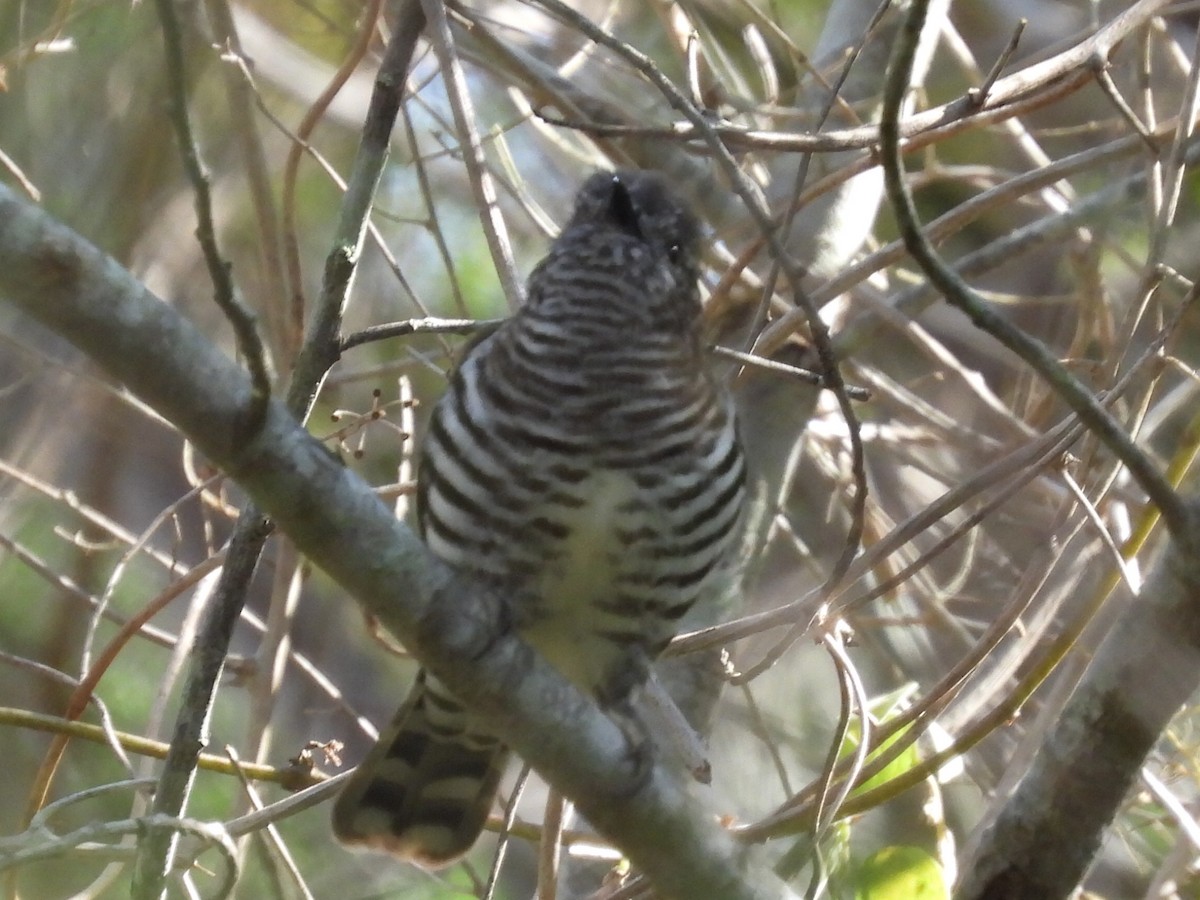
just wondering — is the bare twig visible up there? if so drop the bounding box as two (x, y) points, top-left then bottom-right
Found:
(341, 315), (503, 352)
(151, 0), (270, 418)
(713, 345), (870, 400)
(537, 790), (566, 900)
(419, 0), (523, 311)
(280, 0), (385, 363)
(968, 18), (1026, 107)
(1093, 63), (1158, 150)
(0, 708), (323, 787)
(203, 0), (290, 362)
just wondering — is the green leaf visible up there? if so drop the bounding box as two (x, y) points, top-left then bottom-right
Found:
(856, 846), (948, 900)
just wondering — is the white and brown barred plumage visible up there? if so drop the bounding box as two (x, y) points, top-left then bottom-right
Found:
(333, 170), (747, 867)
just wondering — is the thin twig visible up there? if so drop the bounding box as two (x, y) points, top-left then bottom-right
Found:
(1093, 63), (1158, 151)
(285, 6), (427, 408)
(341, 316), (503, 353)
(537, 790), (566, 900)
(0, 708), (324, 787)
(204, 0), (290, 362)
(151, 0), (270, 421)
(808, 624), (870, 870)
(1151, 19), (1200, 263)
(224, 746), (316, 900)
(738, 0), (888, 372)
(484, 765), (533, 900)
(280, 0), (385, 363)
(968, 18), (1026, 107)
(713, 345), (870, 400)
(26, 550), (226, 829)
(130, 510), (272, 899)
(403, 105), (471, 316)
(420, 0), (523, 311)
(0, 530), (177, 648)
(672, 412), (1085, 656)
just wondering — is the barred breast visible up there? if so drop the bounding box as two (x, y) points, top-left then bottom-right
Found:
(418, 295), (746, 702)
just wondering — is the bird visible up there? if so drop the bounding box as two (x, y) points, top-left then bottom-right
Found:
(332, 169), (748, 867)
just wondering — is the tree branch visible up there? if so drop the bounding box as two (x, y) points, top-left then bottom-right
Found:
(0, 184), (798, 900)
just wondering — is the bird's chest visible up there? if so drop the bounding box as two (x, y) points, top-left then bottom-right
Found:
(525, 468), (641, 599)
(513, 468), (672, 691)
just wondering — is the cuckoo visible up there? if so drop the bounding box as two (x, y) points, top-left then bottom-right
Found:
(333, 170), (747, 866)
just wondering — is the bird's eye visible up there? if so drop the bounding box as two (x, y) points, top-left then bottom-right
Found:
(667, 244), (683, 264)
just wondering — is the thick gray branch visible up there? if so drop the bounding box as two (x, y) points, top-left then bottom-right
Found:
(0, 185), (796, 900)
(957, 512), (1200, 899)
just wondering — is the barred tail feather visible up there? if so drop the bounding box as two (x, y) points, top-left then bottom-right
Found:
(332, 671), (510, 868)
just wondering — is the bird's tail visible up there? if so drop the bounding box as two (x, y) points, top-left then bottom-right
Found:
(332, 669), (509, 868)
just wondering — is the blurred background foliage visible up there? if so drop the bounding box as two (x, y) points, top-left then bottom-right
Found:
(3, 0), (1200, 897)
